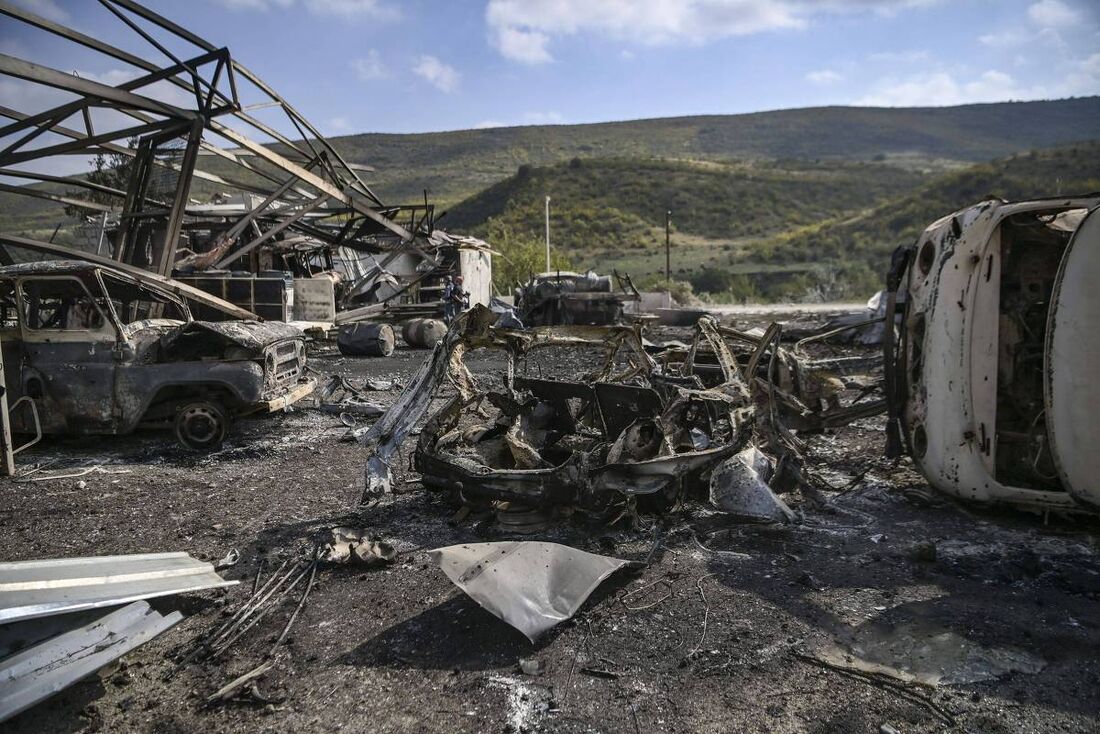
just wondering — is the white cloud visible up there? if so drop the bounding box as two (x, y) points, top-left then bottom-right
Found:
(470, 112), (565, 129)
(493, 26), (554, 65)
(412, 55), (460, 93)
(9, 0), (68, 22)
(854, 69), (1051, 106)
(211, 0), (294, 9)
(1027, 0), (1079, 28)
(978, 29), (1026, 47)
(868, 49), (930, 63)
(305, 0), (397, 20)
(522, 111), (564, 124)
(806, 69), (843, 85)
(485, 1), (943, 63)
(1063, 52), (1100, 96)
(351, 51), (387, 81)
(328, 116), (352, 133)
(209, 0), (396, 20)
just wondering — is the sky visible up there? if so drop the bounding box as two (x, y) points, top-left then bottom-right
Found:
(1, 0), (1099, 141)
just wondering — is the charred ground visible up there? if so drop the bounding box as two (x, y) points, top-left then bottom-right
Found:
(2, 319), (1098, 734)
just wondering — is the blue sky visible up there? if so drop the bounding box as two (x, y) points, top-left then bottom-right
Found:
(2, 0), (1099, 139)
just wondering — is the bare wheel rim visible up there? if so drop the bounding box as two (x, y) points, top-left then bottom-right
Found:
(179, 405), (223, 445)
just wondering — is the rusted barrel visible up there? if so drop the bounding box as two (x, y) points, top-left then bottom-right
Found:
(401, 318), (447, 348)
(337, 322), (395, 357)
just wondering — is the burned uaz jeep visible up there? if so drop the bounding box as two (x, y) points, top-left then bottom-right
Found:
(0, 261), (315, 450)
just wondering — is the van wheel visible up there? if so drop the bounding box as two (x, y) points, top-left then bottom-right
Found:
(174, 400), (229, 451)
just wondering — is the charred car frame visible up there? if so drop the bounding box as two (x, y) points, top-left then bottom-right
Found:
(0, 261), (315, 450)
(357, 304), (883, 524)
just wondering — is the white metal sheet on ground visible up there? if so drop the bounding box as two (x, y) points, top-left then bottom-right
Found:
(0, 552), (237, 624)
(430, 542), (628, 642)
(1046, 206), (1100, 506)
(0, 600), (182, 723)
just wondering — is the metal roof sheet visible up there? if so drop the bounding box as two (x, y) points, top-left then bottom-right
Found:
(0, 600), (182, 723)
(0, 552), (237, 624)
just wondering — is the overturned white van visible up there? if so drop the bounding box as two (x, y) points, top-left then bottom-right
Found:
(884, 195), (1100, 512)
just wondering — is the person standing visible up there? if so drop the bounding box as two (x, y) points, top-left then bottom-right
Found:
(442, 275), (455, 323)
(447, 275), (468, 324)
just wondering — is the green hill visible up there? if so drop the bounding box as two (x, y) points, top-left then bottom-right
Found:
(751, 141), (1100, 269)
(444, 142), (1100, 301)
(445, 155), (923, 254)
(5, 97), (1099, 233)
(2, 97), (1098, 302)
(338, 97), (1100, 208)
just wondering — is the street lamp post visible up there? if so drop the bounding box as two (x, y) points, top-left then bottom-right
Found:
(665, 209), (671, 286)
(545, 195), (551, 272)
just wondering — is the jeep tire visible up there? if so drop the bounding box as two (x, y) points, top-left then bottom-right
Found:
(174, 400), (229, 451)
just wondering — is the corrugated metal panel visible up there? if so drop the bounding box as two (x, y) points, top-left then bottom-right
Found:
(0, 600), (182, 723)
(0, 552), (238, 624)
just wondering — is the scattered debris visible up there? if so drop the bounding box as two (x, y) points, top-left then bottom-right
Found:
(319, 527), (396, 566)
(429, 542), (630, 641)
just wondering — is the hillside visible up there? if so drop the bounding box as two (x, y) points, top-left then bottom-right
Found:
(751, 141), (1100, 269)
(445, 142), (1100, 301)
(445, 156), (923, 253)
(335, 96), (1100, 208)
(2, 97), (1098, 240)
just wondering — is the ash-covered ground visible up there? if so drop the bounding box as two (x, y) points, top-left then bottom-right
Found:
(2, 319), (1099, 734)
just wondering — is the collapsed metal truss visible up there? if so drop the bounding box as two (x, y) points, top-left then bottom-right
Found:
(0, 0), (442, 286)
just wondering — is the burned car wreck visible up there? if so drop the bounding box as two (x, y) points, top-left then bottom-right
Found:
(358, 304), (883, 524)
(514, 270), (640, 326)
(0, 261), (315, 450)
(884, 195), (1100, 513)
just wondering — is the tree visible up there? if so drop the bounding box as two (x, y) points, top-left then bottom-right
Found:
(483, 218), (572, 294)
(64, 138), (136, 220)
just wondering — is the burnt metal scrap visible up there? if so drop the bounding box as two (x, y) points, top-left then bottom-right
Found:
(514, 270), (640, 326)
(359, 304), (883, 522)
(0, 1), (490, 321)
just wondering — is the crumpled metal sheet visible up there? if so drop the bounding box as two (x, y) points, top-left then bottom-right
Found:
(0, 552), (238, 624)
(429, 542), (629, 641)
(709, 446), (795, 522)
(0, 600), (182, 723)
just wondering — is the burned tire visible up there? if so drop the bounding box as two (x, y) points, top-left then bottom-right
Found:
(174, 400), (229, 451)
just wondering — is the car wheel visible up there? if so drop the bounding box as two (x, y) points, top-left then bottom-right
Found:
(174, 400), (229, 451)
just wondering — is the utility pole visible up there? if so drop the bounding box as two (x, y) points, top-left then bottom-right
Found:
(665, 210), (671, 286)
(545, 196), (551, 272)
